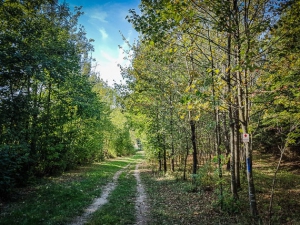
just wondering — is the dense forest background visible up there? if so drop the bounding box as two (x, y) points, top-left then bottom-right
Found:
(0, 0), (136, 196)
(1, 0), (300, 224)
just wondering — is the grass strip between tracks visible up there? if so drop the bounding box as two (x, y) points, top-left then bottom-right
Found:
(86, 163), (137, 225)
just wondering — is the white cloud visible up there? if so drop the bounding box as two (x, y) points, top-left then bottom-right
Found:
(92, 43), (131, 86)
(86, 8), (108, 23)
(94, 60), (124, 86)
(99, 28), (108, 40)
(80, 3), (139, 86)
(100, 50), (117, 63)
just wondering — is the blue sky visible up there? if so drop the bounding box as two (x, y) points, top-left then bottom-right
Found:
(64, 0), (140, 85)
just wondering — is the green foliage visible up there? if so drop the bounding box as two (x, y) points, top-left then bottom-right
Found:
(213, 188), (241, 214)
(194, 162), (218, 190)
(101, 108), (136, 157)
(0, 157), (135, 225)
(111, 127), (135, 157)
(0, 1), (115, 194)
(255, 0), (300, 155)
(0, 144), (31, 196)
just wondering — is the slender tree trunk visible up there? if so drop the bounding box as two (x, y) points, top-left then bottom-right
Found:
(45, 82), (52, 141)
(163, 135), (167, 173)
(171, 145), (175, 172)
(237, 52), (259, 220)
(233, 0), (259, 218)
(156, 108), (162, 171)
(25, 73), (31, 143)
(269, 145), (285, 225)
(226, 26), (238, 199)
(183, 130), (189, 180)
(223, 112), (231, 171)
(170, 95), (175, 172)
(235, 107), (241, 190)
(190, 118), (197, 175)
(230, 114), (238, 198)
(185, 54), (198, 175)
(158, 149), (162, 171)
(208, 27), (223, 207)
(30, 81), (38, 156)
(215, 106), (223, 208)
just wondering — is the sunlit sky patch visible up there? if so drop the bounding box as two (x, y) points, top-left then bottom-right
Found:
(62, 0), (140, 85)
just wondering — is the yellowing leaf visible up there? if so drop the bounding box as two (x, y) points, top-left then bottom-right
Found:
(187, 104), (193, 110)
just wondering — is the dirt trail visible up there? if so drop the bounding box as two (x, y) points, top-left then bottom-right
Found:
(69, 164), (130, 225)
(134, 162), (149, 225)
(69, 157), (149, 225)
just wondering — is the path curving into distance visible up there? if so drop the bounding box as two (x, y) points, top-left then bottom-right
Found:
(69, 164), (130, 225)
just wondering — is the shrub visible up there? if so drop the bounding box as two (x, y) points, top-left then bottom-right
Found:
(0, 144), (31, 198)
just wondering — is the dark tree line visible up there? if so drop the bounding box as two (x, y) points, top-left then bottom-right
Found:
(0, 0), (135, 196)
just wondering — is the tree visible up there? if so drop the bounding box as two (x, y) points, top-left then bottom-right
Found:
(126, 0), (288, 219)
(0, 0), (104, 193)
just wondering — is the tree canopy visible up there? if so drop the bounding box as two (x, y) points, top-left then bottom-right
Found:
(120, 0), (300, 222)
(0, 0), (135, 196)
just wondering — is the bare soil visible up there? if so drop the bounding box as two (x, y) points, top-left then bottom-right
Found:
(70, 159), (150, 225)
(69, 164), (130, 225)
(134, 163), (149, 225)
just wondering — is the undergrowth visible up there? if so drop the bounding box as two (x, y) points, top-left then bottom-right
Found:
(140, 152), (300, 225)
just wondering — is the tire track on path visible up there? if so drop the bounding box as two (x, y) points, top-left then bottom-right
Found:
(69, 164), (130, 225)
(134, 162), (149, 225)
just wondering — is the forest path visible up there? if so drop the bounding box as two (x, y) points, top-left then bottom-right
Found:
(70, 152), (149, 225)
(69, 164), (130, 225)
(134, 162), (149, 225)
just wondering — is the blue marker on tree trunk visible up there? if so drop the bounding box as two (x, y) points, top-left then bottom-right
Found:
(247, 158), (251, 173)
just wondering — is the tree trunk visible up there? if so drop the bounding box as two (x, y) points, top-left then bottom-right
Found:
(208, 27), (223, 207)
(158, 150), (162, 171)
(30, 81), (39, 156)
(223, 112), (231, 171)
(183, 131), (189, 180)
(163, 135), (167, 173)
(235, 108), (241, 190)
(190, 119), (197, 175)
(170, 95), (175, 172)
(233, 0), (259, 218)
(269, 145), (285, 225)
